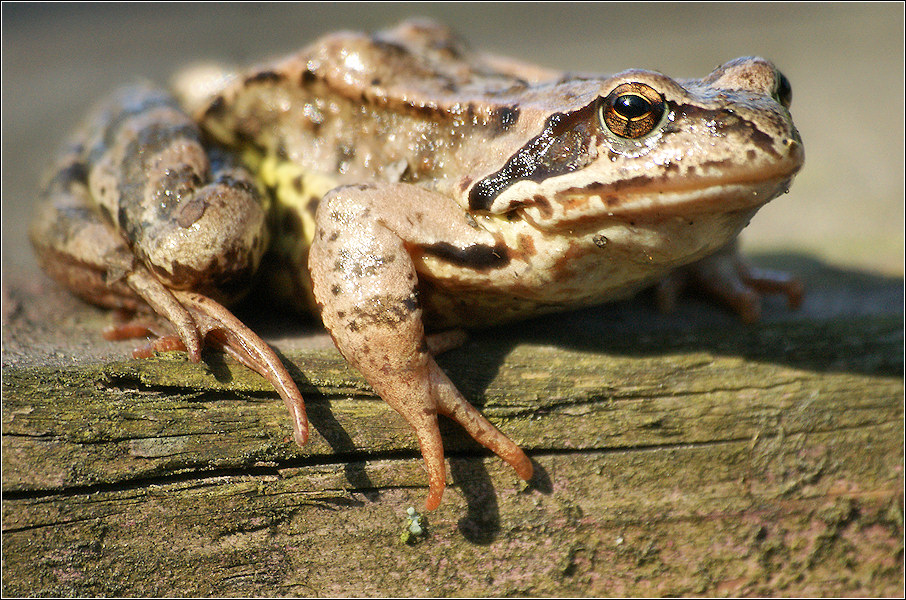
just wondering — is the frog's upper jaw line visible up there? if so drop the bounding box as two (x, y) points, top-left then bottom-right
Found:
(577, 170), (800, 220)
(598, 175), (796, 220)
(512, 155), (801, 230)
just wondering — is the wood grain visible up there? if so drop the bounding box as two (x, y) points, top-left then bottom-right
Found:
(3, 315), (902, 596)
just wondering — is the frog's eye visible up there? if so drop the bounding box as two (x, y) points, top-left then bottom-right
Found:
(599, 82), (665, 139)
(773, 70), (792, 109)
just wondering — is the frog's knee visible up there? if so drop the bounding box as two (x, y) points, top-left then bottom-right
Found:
(139, 179), (268, 290)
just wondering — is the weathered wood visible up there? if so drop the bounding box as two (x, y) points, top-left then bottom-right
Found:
(2, 313), (902, 596)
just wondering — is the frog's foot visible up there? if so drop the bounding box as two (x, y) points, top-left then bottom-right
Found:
(170, 290), (309, 446)
(657, 245), (803, 323)
(118, 269), (308, 446)
(349, 347), (532, 511)
(103, 323), (185, 359)
(430, 363), (534, 499)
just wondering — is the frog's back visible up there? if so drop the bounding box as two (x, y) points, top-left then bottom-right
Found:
(191, 19), (567, 192)
(300, 19), (558, 106)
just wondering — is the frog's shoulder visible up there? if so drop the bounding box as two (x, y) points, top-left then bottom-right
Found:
(260, 19), (564, 112)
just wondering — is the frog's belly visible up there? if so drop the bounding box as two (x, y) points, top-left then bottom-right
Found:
(417, 208), (758, 328)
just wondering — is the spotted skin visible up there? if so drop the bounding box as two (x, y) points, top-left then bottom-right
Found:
(31, 19), (804, 510)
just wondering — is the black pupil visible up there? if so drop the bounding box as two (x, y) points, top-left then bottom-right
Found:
(613, 94), (650, 119)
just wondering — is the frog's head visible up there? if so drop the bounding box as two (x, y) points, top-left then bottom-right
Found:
(467, 57), (803, 234)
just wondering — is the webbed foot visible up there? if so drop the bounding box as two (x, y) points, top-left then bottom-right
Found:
(109, 270), (308, 446)
(657, 243), (803, 323)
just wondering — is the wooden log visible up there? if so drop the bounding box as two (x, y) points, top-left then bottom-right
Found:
(2, 311), (902, 596)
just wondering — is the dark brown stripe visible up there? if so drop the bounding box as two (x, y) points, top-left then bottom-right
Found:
(88, 88), (180, 165)
(420, 241), (511, 269)
(244, 70), (284, 85)
(469, 103), (596, 211)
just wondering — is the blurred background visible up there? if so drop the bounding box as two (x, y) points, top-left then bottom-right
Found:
(2, 2), (903, 282)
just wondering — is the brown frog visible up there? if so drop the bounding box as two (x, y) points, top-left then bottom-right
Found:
(30, 19), (804, 510)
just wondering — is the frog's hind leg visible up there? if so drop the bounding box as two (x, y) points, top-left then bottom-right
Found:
(31, 176), (309, 445)
(30, 124), (308, 447)
(309, 185), (532, 510)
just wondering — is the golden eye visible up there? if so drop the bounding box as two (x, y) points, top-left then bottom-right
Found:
(599, 82), (665, 139)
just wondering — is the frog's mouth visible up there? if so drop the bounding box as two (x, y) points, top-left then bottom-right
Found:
(545, 151), (803, 226)
(594, 172), (798, 218)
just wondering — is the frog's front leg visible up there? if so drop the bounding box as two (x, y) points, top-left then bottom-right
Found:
(309, 183), (533, 510)
(657, 240), (804, 323)
(30, 85), (308, 445)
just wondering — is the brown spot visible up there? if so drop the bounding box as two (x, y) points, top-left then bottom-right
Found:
(53, 161), (89, 186)
(306, 196), (320, 217)
(492, 105), (520, 134)
(700, 158), (734, 171)
(369, 37), (410, 58)
(177, 197), (207, 228)
(279, 208), (304, 238)
(347, 293), (418, 328)
(517, 234), (537, 257)
(204, 95), (226, 119)
(337, 183), (376, 193)
(300, 69), (317, 86)
(561, 193), (590, 213)
(552, 241), (592, 278)
(530, 195), (554, 219)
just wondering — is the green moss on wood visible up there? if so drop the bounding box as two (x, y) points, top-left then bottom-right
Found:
(2, 315), (903, 595)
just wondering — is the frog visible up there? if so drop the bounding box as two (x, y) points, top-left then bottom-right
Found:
(29, 19), (804, 511)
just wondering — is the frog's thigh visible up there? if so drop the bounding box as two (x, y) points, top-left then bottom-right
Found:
(309, 183), (531, 510)
(34, 169), (207, 357)
(30, 154), (146, 311)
